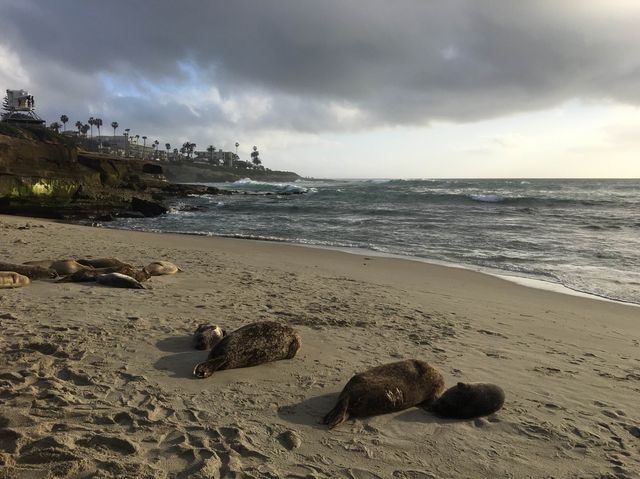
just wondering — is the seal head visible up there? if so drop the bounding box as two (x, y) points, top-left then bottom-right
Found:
(193, 324), (226, 350)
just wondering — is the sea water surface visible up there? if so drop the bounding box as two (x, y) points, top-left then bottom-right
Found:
(111, 178), (640, 305)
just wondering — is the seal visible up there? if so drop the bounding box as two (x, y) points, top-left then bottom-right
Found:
(77, 258), (132, 269)
(323, 359), (445, 429)
(193, 321), (301, 378)
(60, 265), (151, 283)
(145, 261), (182, 276)
(429, 382), (505, 419)
(96, 272), (145, 289)
(0, 271), (31, 288)
(0, 262), (57, 280)
(193, 324), (226, 350)
(24, 259), (89, 275)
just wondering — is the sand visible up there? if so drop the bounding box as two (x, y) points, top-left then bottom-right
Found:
(0, 214), (638, 478)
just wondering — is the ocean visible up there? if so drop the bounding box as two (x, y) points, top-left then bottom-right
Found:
(110, 178), (640, 305)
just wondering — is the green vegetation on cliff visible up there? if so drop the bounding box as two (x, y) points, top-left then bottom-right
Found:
(163, 160), (301, 184)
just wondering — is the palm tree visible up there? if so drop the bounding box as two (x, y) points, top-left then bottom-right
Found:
(49, 121), (61, 133)
(88, 117), (94, 138)
(94, 118), (103, 140)
(141, 136), (147, 159)
(135, 134), (139, 145)
(111, 121), (119, 138)
(207, 145), (215, 164)
(173, 148), (179, 161)
(154, 139), (159, 159)
(75, 120), (82, 133)
(235, 141), (239, 156)
(124, 128), (130, 157)
(251, 145), (261, 168)
(81, 124), (90, 137)
(60, 115), (68, 132)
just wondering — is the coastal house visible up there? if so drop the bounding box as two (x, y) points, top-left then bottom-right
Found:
(194, 150), (238, 167)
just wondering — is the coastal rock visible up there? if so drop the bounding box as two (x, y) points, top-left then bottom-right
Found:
(130, 197), (168, 217)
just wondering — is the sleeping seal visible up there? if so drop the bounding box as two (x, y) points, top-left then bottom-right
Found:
(0, 271), (31, 288)
(429, 382), (505, 419)
(193, 324), (226, 350)
(96, 272), (145, 289)
(193, 321), (301, 378)
(145, 261), (182, 275)
(24, 259), (88, 276)
(0, 262), (57, 280)
(323, 359), (445, 429)
(61, 265), (150, 283)
(77, 258), (132, 269)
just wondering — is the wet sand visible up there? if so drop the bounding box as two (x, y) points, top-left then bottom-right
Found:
(1, 214), (638, 478)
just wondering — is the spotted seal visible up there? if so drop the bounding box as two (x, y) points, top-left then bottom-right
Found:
(0, 262), (57, 280)
(96, 272), (145, 289)
(0, 271), (31, 288)
(193, 324), (226, 350)
(323, 359), (445, 429)
(193, 321), (301, 378)
(145, 261), (182, 276)
(429, 382), (505, 419)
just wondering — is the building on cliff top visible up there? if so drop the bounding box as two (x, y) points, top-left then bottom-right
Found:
(1, 89), (45, 127)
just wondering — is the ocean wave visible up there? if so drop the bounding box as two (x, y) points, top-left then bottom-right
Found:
(469, 194), (504, 203)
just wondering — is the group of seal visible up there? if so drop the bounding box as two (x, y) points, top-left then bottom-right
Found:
(0, 257), (182, 290)
(189, 321), (505, 428)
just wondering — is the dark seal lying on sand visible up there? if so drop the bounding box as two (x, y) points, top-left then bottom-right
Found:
(77, 258), (132, 269)
(429, 382), (505, 419)
(193, 321), (301, 378)
(323, 359), (445, 429)
(96, 272), (145, 289)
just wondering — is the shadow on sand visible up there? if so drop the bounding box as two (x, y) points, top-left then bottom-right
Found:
(156, 335), (194, 353)
(277, 392), (340, 430)
(278, 393), (457, 430)
(154, 335), (208, 379)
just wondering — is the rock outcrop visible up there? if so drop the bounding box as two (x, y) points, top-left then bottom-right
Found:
(0, 125), (229, 220)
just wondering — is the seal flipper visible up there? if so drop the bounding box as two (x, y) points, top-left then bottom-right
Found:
(193, 357), (227, 378)
(323, 396), (350, 429)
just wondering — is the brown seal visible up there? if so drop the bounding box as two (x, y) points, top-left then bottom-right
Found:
(0, 271), (31, 288)
(193, 324), (226, 350)
(77, 258), (132, 269)
(60, 265), (150, 283)
(145, 261), (182, 275)
(429, 382), (505, 419)
(0, 262), (57, 280)
(25, 259), (88, 276)
(323, 359), (445, 429)
(193, 321), (301, 378)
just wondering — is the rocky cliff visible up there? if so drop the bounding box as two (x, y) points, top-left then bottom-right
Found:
(0, 124), (226, 220)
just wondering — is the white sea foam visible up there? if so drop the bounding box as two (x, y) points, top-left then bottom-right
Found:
(470, 194), (504, 203)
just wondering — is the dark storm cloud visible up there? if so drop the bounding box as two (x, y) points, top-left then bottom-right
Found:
(1, 0), (639, 134)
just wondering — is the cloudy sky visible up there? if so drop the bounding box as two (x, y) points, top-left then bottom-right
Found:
(1, 0), (639, 178)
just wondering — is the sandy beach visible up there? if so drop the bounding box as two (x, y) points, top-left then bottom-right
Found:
(0, 214), (638, 478)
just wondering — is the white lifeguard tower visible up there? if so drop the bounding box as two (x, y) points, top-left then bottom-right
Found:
(1, 89), (45, 127)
